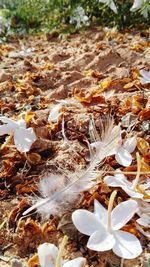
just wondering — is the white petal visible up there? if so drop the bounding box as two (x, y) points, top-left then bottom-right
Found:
(14, 127), (37, 152)
(136, 224), (150, 238)
(99, 0), (107, 3)
(130, 0), (142, 11)
(113, 230), (142, 259)
(0, 124), (14, 135)
(94, 199), (107, 223)
(137, 214), (150, 227)
(109, 1), (117, 13)
(123, 187), (143, 199)
(140, 69), (150, 80)
(38, 243), (58, 267)
(48, 104), (62, 123)
(0, 116), (17, 125)
(17, 118), (26, 128)
(115, 147), (132, 167)
(63, 257), (86, 267)
(123, 136), (137, 153)
(112, 200), (138, 230)
(115, 171), (127, 180)
(72, 209), (103, 236)
(87, 230), (115, 251)
(140, 77), (150, 85)
(0, 116), (18, 135)
(104, 175), (130, 188)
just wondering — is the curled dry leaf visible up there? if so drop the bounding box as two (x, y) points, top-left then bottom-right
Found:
(28, 254), (39, 267)
(137, 138), (150, 155)
(26, 152), (41, 165)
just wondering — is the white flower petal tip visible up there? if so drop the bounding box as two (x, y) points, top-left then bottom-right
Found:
(38, 242), (86, 267)
(115, 147), (132, 167)
(48, 104), (62, 123)
(63, 257), (86, 267)
(99, 0), (117, 13)
(104, 174), (128, 188)
(123, 136), (137, 153)
(112, 200), (138, 230)
(94, 199), (107, 222)
(115, 136), (137, 167)
(109, 1), (118, 13)
(0, 116), (17, 135)
(113, 230), (142, 259)
(14, 127), (37, 153)
(87, 230), (115, 251)
(72, 209), (104, 236)
(130, 0), (143, 11)
(104, 171), (146, 199)
(139, 69), (150, 85)
(0, 116), (37, 153)
(38, 243), (58, 267)
(137, 214), (150, 227)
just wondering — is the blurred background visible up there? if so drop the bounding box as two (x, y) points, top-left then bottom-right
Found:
(0, 0), (149, 38)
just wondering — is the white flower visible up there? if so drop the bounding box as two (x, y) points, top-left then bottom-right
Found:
(70, 6), (89, 29)
(139, 69), (150, 85)
(115, 136), (137, 167)
(130, 0), (150, 18)
(48, 103), (63, 123)
(48, 99), (83, 123)
(104, 153), (150, 200)
(99, 0), (118, 14)
(0, 116), (37, 153)
(72, 194), (142, 259)
(38, 242), (86, 267)
(104, 171), (150, 199)
(91, 134), (137, 167)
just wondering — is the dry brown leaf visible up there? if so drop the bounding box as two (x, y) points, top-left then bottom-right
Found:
(141, 158), (150, 172)
(123, 81), (136, 89)
(137, 138), (150, 155)
(28, 254), (39, 267)
(26, 152), (41, 165)
(139, 108), (150, 121)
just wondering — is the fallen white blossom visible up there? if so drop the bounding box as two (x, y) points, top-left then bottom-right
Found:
(38, 238), (86, 267)
(72, 192), (142, 259)
(0, 116), (36, 153)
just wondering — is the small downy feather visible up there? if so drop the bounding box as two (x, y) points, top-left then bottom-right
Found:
(23, 118), (120, 218)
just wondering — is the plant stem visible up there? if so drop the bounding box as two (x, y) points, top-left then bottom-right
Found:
(132, 152), (141, 190)
(120, 258), (124, 267)
(55, 235), (68, 267)
(107, 190), (117, 233)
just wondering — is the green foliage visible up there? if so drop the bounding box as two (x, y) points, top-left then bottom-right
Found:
(0, 0), (149, 37)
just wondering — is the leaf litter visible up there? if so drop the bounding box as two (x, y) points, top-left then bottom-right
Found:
(0, 27), (150, 267)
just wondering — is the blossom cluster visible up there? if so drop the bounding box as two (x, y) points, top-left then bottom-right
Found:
(69, 0), (150, 28)
(98, 0), (150, 17)
(70, 6), (89, 29)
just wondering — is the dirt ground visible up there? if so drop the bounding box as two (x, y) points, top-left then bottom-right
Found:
(0, 27), (150, 267)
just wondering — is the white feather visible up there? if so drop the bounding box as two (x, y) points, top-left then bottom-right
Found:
(23, 119), (120, 218)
